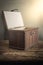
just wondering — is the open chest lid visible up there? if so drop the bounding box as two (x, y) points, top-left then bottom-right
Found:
(3, 11), (25, 30)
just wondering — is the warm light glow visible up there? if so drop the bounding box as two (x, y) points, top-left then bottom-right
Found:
(29, 0), (43, 20)
(27, 0), (43, 27)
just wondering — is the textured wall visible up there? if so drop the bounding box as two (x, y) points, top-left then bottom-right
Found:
(0, 12), (5, 40)
(0, 0), (43, 40)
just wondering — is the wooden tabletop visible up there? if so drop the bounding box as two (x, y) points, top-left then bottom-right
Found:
(0, 40), (43, 61)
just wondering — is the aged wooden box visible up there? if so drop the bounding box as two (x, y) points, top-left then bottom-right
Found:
(2, 11), (38, 50)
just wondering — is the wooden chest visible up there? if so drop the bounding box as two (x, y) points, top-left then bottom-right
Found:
(6, 28), (38, 50)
